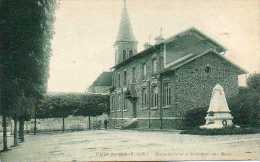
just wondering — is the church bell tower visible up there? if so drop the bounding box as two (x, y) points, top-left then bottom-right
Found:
(114, 0), (138, 65)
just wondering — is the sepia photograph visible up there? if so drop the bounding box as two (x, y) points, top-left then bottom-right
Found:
(0, 0), (260, 161)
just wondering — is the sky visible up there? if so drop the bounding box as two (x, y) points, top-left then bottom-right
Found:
(48, 0), (260, 92)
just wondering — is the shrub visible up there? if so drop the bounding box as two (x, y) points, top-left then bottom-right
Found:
(183, 107), (208, 129)
(181, 127), (259, 135)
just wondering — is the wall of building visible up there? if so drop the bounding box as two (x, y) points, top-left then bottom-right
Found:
(110, 48), (163, 128)
(110, 50), (241, 129)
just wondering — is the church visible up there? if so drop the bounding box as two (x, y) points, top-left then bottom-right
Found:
(108, 1), (246, 129)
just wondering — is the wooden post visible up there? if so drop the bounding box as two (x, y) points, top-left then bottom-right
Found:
(62, 117), (65, 132)
(88, 116), (91, 129)
(148, 81), (151, 129)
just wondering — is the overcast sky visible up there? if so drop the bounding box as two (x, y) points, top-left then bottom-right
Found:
(48, 0), (260, 92)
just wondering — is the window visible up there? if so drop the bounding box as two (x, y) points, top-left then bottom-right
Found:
(117, 72), (121, 87)
(123, 70), (127, 86)
(205, 65), (211, 73)
(141, 88), (148, 108)
(123, 96), (127, 111)
(110, 96), (114, 112)
(132, 67), (136, 83)
(123, 50), (127, 61)
(163, 82), (171, 106)
(151, 86), (158, 108)
(117, 94), (121, 111)
(152, 58), (157, 73)
(142, 63), (147, 80)
(129, 50), (133, 57)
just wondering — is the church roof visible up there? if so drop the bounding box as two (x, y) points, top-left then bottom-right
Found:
(113, 27), (226, 69)
(115, 1), (137, 43)
(90, 72), (112, 87)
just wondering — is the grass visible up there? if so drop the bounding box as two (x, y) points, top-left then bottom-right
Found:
(180, 127), (259, 135)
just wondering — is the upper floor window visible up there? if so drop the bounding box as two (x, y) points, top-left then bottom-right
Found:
(132, 67), (136, 83)
(123, 70), (127, 86)
(152, 58), (157, 73)
(141, 88), (148, 108)
(123, 50), (127, 61)
(142, 63), (147, 80)
(163, 82), (171, 106)
(129, 50), (133, 57)
(117, 72), (121, 87)
(205, 65), (211, 73)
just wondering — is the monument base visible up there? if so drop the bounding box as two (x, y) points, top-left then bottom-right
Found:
(200, 112), (233, 129)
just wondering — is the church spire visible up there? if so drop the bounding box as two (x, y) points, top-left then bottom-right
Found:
(114, 0), (138, 65)
(115, 0), (136, 43)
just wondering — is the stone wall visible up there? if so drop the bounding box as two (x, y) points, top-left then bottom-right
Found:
(171, 52), (240, 117)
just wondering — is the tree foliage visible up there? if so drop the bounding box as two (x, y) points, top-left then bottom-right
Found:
(247, 73), (260, 92)
(0, 0), (57, 118)
(229, 87), (260, 127)
(37, 93), (109, 119)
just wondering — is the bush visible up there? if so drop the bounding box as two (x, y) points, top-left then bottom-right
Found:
(228, 87), (260, 127)
(183, 107), (208, 129)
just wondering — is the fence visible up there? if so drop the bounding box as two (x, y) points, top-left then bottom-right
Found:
(0, 114), (109, 134)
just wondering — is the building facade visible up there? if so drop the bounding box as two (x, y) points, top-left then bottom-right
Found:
(109, 1), (246, 129)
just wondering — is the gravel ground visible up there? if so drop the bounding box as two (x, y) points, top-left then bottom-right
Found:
(0, 130), (260, 161)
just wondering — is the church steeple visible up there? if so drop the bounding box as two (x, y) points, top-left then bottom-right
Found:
(114, 0), (138, 65)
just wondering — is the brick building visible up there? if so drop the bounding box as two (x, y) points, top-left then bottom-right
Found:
(109, 1), (246, 129)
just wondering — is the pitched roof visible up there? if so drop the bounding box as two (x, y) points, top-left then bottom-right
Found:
(160, 49), (247, 75)
(115, 1), (137, 43)
(113, 27), (225, 69)
(90, 72), (112, 86)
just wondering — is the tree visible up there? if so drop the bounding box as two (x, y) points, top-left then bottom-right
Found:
(36, 93), (109, 131)
(229, 87), (260, 127)
(0, 0), (57, 151)
(247, 73), (260, 92)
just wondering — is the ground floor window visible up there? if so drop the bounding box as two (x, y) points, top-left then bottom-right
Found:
(123, 95), (127, 111)
(141, 88), (148, 108)
(117, 94), (122, 111)
(163, 82), (171, 106)
(111, 96), (115, 112)
(151, 86), (158, 108)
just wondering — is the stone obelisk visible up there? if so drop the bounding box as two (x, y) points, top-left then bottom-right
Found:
(200, 84), (234, 129)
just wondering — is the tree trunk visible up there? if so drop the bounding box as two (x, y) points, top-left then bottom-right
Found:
(88, 116), (91, 129)
(2, 115), (8, 151)
(34, 113), (37, 135)
(62, 117), (65, 132)
(18, 119), (24, 142)
(13, 117), (18, 146)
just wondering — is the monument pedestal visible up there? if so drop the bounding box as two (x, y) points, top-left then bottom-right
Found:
(201, 112), (233, 129)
